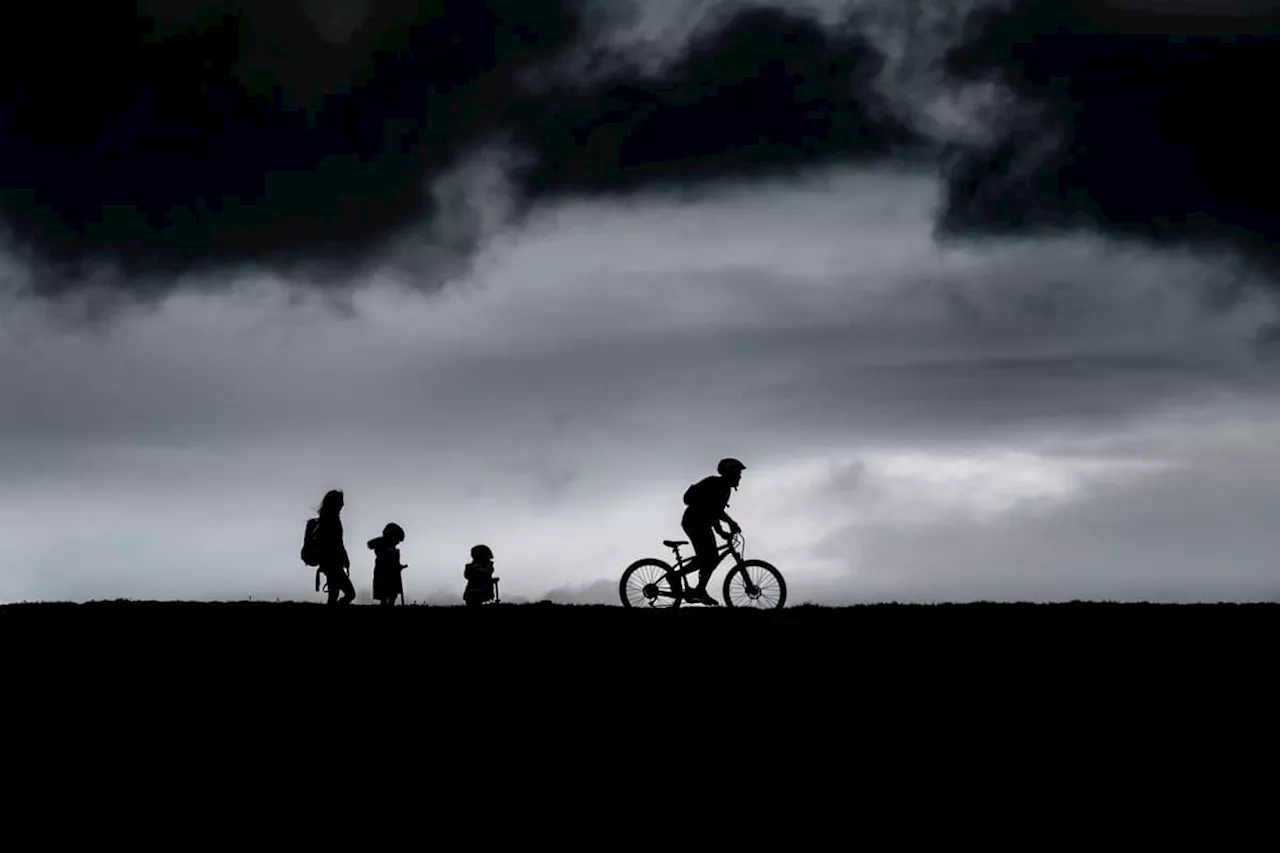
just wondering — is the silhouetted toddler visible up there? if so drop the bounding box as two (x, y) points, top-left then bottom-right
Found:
(368, 523), (408, 606)
(463, 544), (498, 607)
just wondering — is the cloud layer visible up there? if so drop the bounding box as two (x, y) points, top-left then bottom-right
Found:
(4, 166), (1279, 603)
(4, 0), (1279, 305)
(1, 0), (918, 295)
(937, 0), (1280, 271)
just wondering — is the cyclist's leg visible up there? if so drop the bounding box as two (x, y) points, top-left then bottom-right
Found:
(684, 522), (718, 594)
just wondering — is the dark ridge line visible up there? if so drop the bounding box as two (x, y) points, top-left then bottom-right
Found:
(4, 599), (1277, 611)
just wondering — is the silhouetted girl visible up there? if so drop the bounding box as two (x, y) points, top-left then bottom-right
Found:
(369, 523), (408, 606)
(463, 544), (498, 607)
(316, 489), (354, 605)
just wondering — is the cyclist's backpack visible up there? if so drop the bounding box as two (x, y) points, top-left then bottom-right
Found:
(301, 517), (321, 567)
(683, 476), (729, 513)
(683, 477), (713, 508)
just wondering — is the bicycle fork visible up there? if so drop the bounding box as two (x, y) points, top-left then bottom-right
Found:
(727, 560), (761, 599)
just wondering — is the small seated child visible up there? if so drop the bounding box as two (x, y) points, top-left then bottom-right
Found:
(463, 544), (499, 607)
(368, 523), (408, 606)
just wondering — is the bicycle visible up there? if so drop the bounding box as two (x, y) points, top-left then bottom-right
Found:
(618, 531), (787, 609)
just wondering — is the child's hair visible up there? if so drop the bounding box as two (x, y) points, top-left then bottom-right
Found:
(367, 523), (405, 551)
(470, 544), (493, 562)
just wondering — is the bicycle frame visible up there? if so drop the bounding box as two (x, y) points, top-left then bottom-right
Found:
(622, 530), (782, 609)
(666, 535), (743, 593)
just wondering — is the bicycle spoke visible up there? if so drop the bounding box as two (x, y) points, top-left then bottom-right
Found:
(621, 560), (684, 608)
(750, 566), (778, 591)
(752, 571), (779, 594)
(725, 564), (783, 608)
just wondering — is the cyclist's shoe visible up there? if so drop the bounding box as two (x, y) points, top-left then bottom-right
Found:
(684, 588), (720, 606)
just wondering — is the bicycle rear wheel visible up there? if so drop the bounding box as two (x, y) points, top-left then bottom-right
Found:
(619, 558), (683, 608)
(722, 560), (786, 609)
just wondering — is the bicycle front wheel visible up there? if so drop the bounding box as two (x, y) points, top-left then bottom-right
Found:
(722, 560), (787, 609)
(619, 558), (683, 609)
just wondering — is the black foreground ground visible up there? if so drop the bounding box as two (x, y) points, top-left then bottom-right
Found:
(6, 600), (1271, 843)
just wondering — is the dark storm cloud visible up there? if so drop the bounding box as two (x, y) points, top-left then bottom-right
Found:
(0, 0), (915, 296)
(936, 0), (1280, 271)
(506, 4), (922, 199)
(0, 0), (586, 292)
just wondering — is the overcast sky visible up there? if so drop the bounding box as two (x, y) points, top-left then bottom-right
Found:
(4, 0), (1280, 604)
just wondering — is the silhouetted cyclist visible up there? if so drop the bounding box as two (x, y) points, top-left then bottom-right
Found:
(680, 458), (745, 605)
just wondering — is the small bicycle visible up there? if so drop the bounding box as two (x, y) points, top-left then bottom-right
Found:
(618, 531), (786, 609)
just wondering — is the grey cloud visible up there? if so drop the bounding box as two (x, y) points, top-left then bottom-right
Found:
(4, 171), (1276, 463)
(806, 429), (1280, 603)
(540, 578), (619, 605)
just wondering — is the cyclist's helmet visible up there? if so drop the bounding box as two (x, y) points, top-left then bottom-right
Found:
(471, 544), (494, 562)
(383, 523), (405, 541)
(717, 458), (747, 476)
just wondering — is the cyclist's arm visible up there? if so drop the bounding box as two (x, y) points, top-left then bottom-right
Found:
(718, 510), (739, 533)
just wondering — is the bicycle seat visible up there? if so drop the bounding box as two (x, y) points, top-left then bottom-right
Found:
(663, 539), (689, 549)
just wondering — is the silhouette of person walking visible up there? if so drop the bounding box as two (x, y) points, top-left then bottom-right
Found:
(369, 523), (408, 606)
(315, 489), (355, 605)
(463, 544), (499, 607)
(679, 458), (745, 605)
